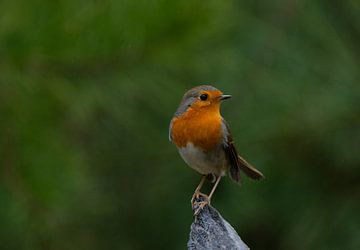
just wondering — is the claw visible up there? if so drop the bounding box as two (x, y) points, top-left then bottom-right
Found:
(191, 191), (208, 205)
(193, 200), (209, 216)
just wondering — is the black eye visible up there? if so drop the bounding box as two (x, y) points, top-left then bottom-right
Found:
(200, 93), (208, 101)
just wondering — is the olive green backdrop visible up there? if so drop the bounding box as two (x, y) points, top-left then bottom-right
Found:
(1, 1), (359, 249)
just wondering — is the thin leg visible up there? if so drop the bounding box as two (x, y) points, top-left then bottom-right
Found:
(208, 176), (221, 202)
(191, 175), (207, 204)
(193, 176), (222, 216)
(194, 175), (206, 193)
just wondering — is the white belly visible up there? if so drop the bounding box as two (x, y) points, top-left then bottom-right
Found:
(178, 143), (227, 176)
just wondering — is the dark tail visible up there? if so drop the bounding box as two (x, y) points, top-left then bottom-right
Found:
(237, 154), (264, 180)
(229, 154), (264, 183)
(222, 123), (264, 183)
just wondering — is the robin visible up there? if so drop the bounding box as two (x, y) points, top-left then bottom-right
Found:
(169, 85), (264, 215)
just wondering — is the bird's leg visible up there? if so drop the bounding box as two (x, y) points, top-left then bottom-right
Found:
(191, 175), (207, 204)
(207, 175), (222, 204)
(193, 176), (222, 216)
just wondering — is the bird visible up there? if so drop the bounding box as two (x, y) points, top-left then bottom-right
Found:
(169, 85), (264, 215)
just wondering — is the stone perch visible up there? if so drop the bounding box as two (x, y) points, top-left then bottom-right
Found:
(188, 198), (250, 250)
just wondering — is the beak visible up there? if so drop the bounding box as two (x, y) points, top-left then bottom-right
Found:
(219, 94), (232, 101)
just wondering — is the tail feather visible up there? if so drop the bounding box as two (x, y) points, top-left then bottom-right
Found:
(229, 162), (241, 183)
(224, 140), (264, 183)
(237, 154), (264, 180)
(221, 118), (264, 183)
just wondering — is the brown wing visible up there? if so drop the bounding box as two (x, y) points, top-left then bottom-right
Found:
(222, 119), (264, 183)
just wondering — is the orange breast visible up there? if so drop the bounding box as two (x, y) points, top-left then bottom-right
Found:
(171, 106), (223, 151)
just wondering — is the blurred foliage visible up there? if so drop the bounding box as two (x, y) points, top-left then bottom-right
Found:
(1, 0), (360, 249)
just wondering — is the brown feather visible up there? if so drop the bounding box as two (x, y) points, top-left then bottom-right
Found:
(236, 153), (264, 180)
(222, 120), (264, 182)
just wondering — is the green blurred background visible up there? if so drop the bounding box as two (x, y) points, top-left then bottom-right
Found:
(1, 0), (359, 249)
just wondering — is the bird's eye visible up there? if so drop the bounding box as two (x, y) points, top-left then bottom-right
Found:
(199, 93), (208, 101)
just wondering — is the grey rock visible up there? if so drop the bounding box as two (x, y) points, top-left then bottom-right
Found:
(188, 199), (250, 250)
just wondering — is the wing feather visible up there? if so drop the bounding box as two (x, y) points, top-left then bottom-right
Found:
(222, 119), (264, 183)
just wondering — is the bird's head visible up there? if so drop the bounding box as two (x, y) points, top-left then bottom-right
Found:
(175, 85), (231, 116)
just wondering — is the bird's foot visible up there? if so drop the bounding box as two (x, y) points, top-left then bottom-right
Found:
(191, 191), (208, 205)
(191, 191), (210, 216)
(193, 200), (209, 216)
